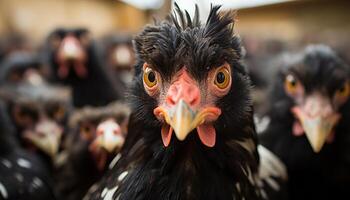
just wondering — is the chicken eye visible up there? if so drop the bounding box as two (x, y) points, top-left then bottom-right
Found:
(53, 105), (66, 120)
(80, 124), (94, 140)
(143, 67), (157, 88)
(214, 67), (230, 89)
(285, 74), (299, 94)
(336, 81), (350, 98)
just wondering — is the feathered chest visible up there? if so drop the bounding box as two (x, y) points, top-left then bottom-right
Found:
(87, 135), (261, 200)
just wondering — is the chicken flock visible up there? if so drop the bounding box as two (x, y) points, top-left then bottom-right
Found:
(0, 4), (349, 200)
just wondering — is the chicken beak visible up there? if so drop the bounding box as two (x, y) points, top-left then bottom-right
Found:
(303, 116), (339, 152)
(56, 35), (87, 79)
(165, 99), (198, 141)
(153, 68), (221, 147)
(60, 36), (81, 60)
(23, 120), (63, 158)
(94, 119), (125, 153)
(154, 99), (221, 142)
(292, 98), (341, 153)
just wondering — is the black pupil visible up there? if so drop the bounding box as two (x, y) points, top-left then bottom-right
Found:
(84, 126), (90, 133)
(290, 80), (296, 87)
(148, 71), (156, 83)
(20, 107), (39, 121)
(216, 72), (226, 84)
(339, 86), (345, 93)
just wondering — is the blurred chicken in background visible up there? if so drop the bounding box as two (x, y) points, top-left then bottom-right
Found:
(0, 51), (49, 85)
(0, 40), (71, 167)
(101, 34), (135, 87)
(0, 81), (72, 169)
(0, 100), (57, 200)
(260, 45), (350, 200)
(55, 101), (130, 200)
(44, 28), (125, 108)
(0, 34), (33, 64)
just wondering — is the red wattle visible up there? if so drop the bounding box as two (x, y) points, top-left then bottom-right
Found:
(293, 121), (304, 136)
(197, 124), (216, 147)
(161, 125), (173, 147)
(326, 131), (335, 144)
(74, 61), (88, 78)
(58, 64), (69, 79)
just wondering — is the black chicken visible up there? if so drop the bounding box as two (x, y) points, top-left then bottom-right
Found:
(0, 100), (56, 200)
(55, 101), (130, 200)
(260, 45), (350, 200)
(0, 51), (48, 84)
(101, 34), (135, 87)
(85, 5), (287, 200)
(0, 34), (30, 64)
(0, 82), (71, 168)
(45, 28), (123, 107)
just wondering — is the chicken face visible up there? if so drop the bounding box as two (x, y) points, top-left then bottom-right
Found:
(83, 5), (265, 200)
(48, 28), (91, 80)
(0, 83), (71, 158)
(78, 118), (125, 170)
(132, 5), (253, 150)
(280, 45), (350, 152)
(0, 52), (47, 85)
(16, 101), (66, 157)
(69, 102), (130, 170)
(151, 63), (231, 147)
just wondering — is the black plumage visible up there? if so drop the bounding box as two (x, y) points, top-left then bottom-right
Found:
(0, 51), (48, 84)
(0, 100), (56, 200)
(0, 34), (30, 64)
(55, 101), (130, 200)
(85, 5), (286, 200)
(45, 28), (123, 108)
(0, 81), (72, 168)
(260, 45), (350, 200)
(101, 34), (135, 87)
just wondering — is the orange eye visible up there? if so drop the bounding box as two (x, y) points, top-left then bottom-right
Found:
(54, 105), (66, 120)
(80, 124), (94, 140)
(284, 74), (300, 94)
(335, 81), (350, 99)
(214, 66), (231, 89)
(143, 66), (158, 88)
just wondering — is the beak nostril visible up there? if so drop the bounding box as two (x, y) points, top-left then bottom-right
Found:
(166, 87), (200, 106)
(190, 98), (197, 106)
(166, 96), (176, 106)
(165, 72), (201, 107)
(36, 132), (46, 138)
(97, 130), (103, 136)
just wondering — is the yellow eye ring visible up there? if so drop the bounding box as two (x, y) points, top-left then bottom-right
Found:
(143, 67), (158, 88)
(285, 74), (299, 93)
(336, 81), (350, 98)
(214, 66), (230, 89)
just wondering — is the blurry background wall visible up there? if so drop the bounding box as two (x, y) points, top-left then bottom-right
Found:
(0, 0), (349, 60)
(0, 0), (170, 46)
(236, 0), (350, 62)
